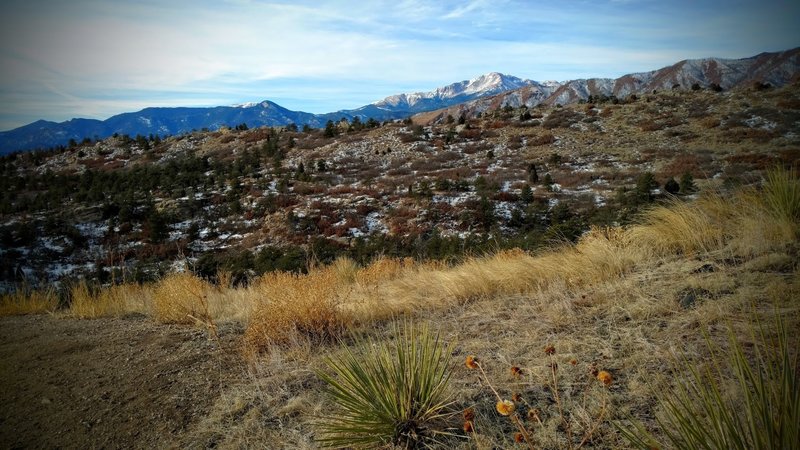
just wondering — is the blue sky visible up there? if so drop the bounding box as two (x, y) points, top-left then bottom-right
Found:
(0, 0), (798, 131)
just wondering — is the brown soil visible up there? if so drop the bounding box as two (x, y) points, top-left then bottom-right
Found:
(0, 314), (246, 449)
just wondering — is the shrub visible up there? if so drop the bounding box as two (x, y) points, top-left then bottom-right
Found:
(664, 177), (680, 195)
(316, 321), (455, 448)
(618, 317), (799, 450)
(542, 109), (581, 129)
(679, 172), (697, 195)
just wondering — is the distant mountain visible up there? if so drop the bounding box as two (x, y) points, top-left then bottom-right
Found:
(0, 73), (534, 155)
(0, 102), (320, 155)
(368, 72), (538, 113)
(422, 48), (800, 120)
(2, 48), (798, 154)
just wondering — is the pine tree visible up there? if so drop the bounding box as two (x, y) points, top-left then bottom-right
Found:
(635, 172), (659, 203)
(664, 177), (680, 195)
(679, 172), (697, 194)
(528, 163), (539, 183)
(520, 184), (533, 203)
(323, 120), (338, 138)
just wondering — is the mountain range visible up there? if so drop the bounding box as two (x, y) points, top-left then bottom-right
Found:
(1, 48), (798, 154)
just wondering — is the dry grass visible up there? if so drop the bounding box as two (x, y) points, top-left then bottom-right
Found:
(629, 189), (796, 259)
(0, 287), (58, 316)
(69, 281), (123, 318)
(5, 174), (796, 448)
(343, 229), (639, 322)
(201, 236), (793, 447)
(152, 272), (214, 324)
(243, 269), (351, 354)
(627, 195), (730, 256)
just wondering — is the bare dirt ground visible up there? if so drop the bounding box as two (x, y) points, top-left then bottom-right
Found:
(0, 314), (246, 449)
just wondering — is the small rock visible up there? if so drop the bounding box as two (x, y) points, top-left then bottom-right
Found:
(678, 288), (712, 309)
(692, 263), (715, 273)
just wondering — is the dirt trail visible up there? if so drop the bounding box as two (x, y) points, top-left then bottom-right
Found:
(0, 314), (246, 449)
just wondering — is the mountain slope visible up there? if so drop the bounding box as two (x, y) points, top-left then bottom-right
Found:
(2, 48), (798, 154)
(369, 72), (539, 112)
(0, 73), (533, 155)
(424, 48), (800, 120)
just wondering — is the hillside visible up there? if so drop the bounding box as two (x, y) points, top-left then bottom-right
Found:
(1, 70), (799, 448)
(1, 81), (799, 288)
(1, 165), (798, 448)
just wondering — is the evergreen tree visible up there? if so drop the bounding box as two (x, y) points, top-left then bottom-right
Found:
(634, 172), (659, 203)
(520, 184), (533, 203)
(543, 173), (554, 187)
(323, 120), (338, 138)
(679, 172), (697, 194)
(664, 177), (680, 195)
(528, 163), (539, 183)
(475, 195), (495, 231)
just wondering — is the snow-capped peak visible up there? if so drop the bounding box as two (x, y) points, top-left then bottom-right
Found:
(372, 72), (535, 110)
(232, 100), (271, 108)
(462, 72), (527, 95)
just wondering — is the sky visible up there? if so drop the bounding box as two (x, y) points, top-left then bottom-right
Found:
(0, 0), (798, 131)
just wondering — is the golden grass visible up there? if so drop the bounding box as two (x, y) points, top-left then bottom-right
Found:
(6, 173), (793, 448)
(629, 189), (796, 259)
(243, 269), (351, 354)
(69, 280), (122, 318)
(627, 195), (730, 256)
(24, 174), (796, 367)
(152, 272), (214, 324)
(0, 287), (58, 316)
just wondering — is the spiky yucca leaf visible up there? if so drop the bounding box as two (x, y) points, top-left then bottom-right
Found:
(316, 321), (455, 448)
(618, 317), (799, 450)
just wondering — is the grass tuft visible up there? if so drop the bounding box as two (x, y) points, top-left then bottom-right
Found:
(764, 165), (800, 221)
(68, 280), (127, 318)
(152, 272), (213, 324)
(243, 268), (350, 353)
(627, 195), (729, 256)
(0, 287), (58, 316)
(315, 320), (455, 448)
(618, 316), (800, 450)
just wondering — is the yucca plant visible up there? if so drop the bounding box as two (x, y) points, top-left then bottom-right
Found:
(764, 165), (800, 221)
(316, 321), (456, 448)
(618, 317), (799, 450)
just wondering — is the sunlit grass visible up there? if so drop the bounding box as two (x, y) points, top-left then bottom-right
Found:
(0, 287), (58, 316)
(764, 165), (800, 221)
(618, 317), (799, 450)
